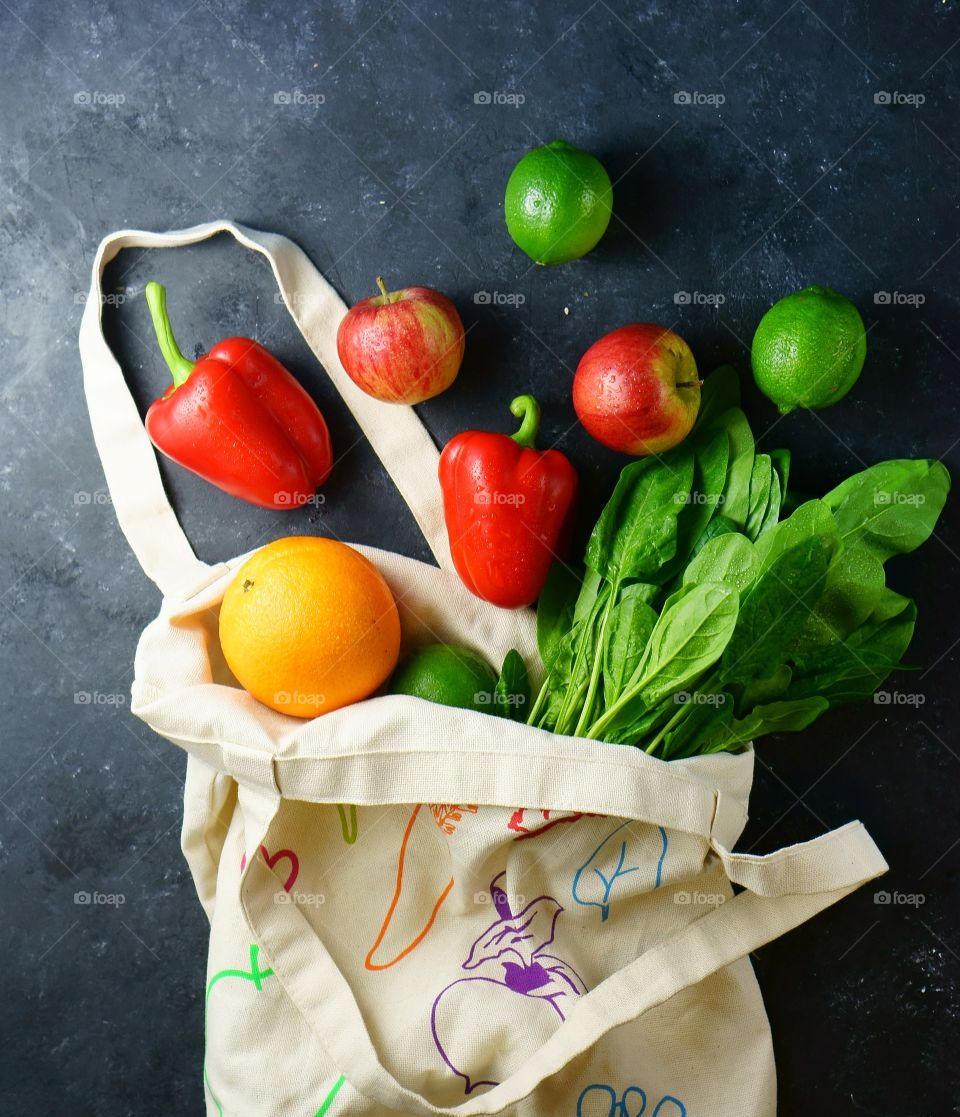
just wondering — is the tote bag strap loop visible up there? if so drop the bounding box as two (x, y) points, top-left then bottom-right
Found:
(78, 221), (453, 597)
(242, 815), (886, 1116)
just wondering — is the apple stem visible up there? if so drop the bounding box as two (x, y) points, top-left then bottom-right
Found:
(375, 276), (391, 302)
(509, 394), (541, 449)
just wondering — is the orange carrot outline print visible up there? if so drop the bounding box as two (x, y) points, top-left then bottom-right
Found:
(364, 805), (454, 972)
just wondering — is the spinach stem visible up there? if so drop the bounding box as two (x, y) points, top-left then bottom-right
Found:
(554, 600), (602, 735)
(644, 700), (688, 755)
(585, 677), (645, 739)
(572, 585), (618, 737)
(526, 679), (550, 726)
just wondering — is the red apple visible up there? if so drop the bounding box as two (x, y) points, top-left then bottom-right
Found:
(336, 278), (465, 404)
(573, 323), (701, 455)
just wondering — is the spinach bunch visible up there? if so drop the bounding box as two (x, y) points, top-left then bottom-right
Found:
(527, 368), (950, 759)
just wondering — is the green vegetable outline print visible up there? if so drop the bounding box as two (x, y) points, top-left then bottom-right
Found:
(203, 944), (274, 1117)
(572, 821), (669, 922)
(337, 804), (358, 844)
(203, 943), (346, 1116)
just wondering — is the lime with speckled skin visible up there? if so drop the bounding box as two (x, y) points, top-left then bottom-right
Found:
(504, 140), (613, 265)
(751, 286), (866, 413)
(388, 644), (498, 712)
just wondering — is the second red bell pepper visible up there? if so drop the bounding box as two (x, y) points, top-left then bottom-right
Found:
(143, 281), (333, 510)
(439, 395), (578, 609)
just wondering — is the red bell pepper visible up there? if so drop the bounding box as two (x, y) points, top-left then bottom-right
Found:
(439, 395), (578, 609)
(143, 281), (333, 510)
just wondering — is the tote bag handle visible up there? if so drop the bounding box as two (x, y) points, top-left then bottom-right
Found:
(78, 221), (454, 597)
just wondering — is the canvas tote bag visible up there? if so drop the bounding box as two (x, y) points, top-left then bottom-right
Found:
(79, 220), (888, 1117)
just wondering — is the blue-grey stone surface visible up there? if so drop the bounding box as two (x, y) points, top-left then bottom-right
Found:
(1, 2), (958, 1114)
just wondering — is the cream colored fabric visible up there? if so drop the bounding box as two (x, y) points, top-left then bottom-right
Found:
(80, 222), (888, 1117)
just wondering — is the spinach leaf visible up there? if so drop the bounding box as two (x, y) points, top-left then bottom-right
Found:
(495, 650), (531, 722)
(745, 454), (773, 540)
(718, 408), (755, 527)
(535, 563), (581, 674)
(689, 513), (740, 558)
(823, 459), (950, 562)
(585, 449), (694, 582)
(660, 426), (730, 581)
(703, 697), (829, 752)
(534, 619), (583, 731)
(753, 499), (836, 568)
(694, 365), (741, 430)
(757, 467), (782, 538)
(659, 693), (734, 760)
(788, 600), (917, 707)
(868, 586), (913, 624)
(572, 567), (604, 626)
(769, 447), (791, 504)
(792, 545), (885, 649)
(683, 533), (758, 591)
(602, 586), (658, 708)
(720, 530), (837, 686)
(597, 702), (671, 746)
(737, 663), (792, 711)
(587, 580), (739, 741)
(631, 581), (740, 707)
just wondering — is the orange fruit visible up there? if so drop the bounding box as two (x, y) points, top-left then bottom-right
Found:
(219, 536), (401, 718)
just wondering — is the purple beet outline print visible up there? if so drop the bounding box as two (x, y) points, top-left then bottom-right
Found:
(430, 871), (587, 1095)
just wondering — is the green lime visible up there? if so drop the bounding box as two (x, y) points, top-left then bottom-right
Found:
(751, 285), (866, 413)
(504, 139), (613, 265)
(388, 643), (498, 712)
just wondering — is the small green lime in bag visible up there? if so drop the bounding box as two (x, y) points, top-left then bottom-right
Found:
(389, 644), (498, 713)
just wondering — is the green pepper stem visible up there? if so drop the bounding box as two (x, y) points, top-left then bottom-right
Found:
(510, 394), (541, 448)
(145, 281), (195, 389)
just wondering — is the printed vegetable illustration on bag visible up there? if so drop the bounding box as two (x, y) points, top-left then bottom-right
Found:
(431, 871), (587, 1095)
(572, 821), (669, 922)
(576, 1083), (686, 1117)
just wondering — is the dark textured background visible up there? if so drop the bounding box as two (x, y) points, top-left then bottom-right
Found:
(1, 1), (958, 1114)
